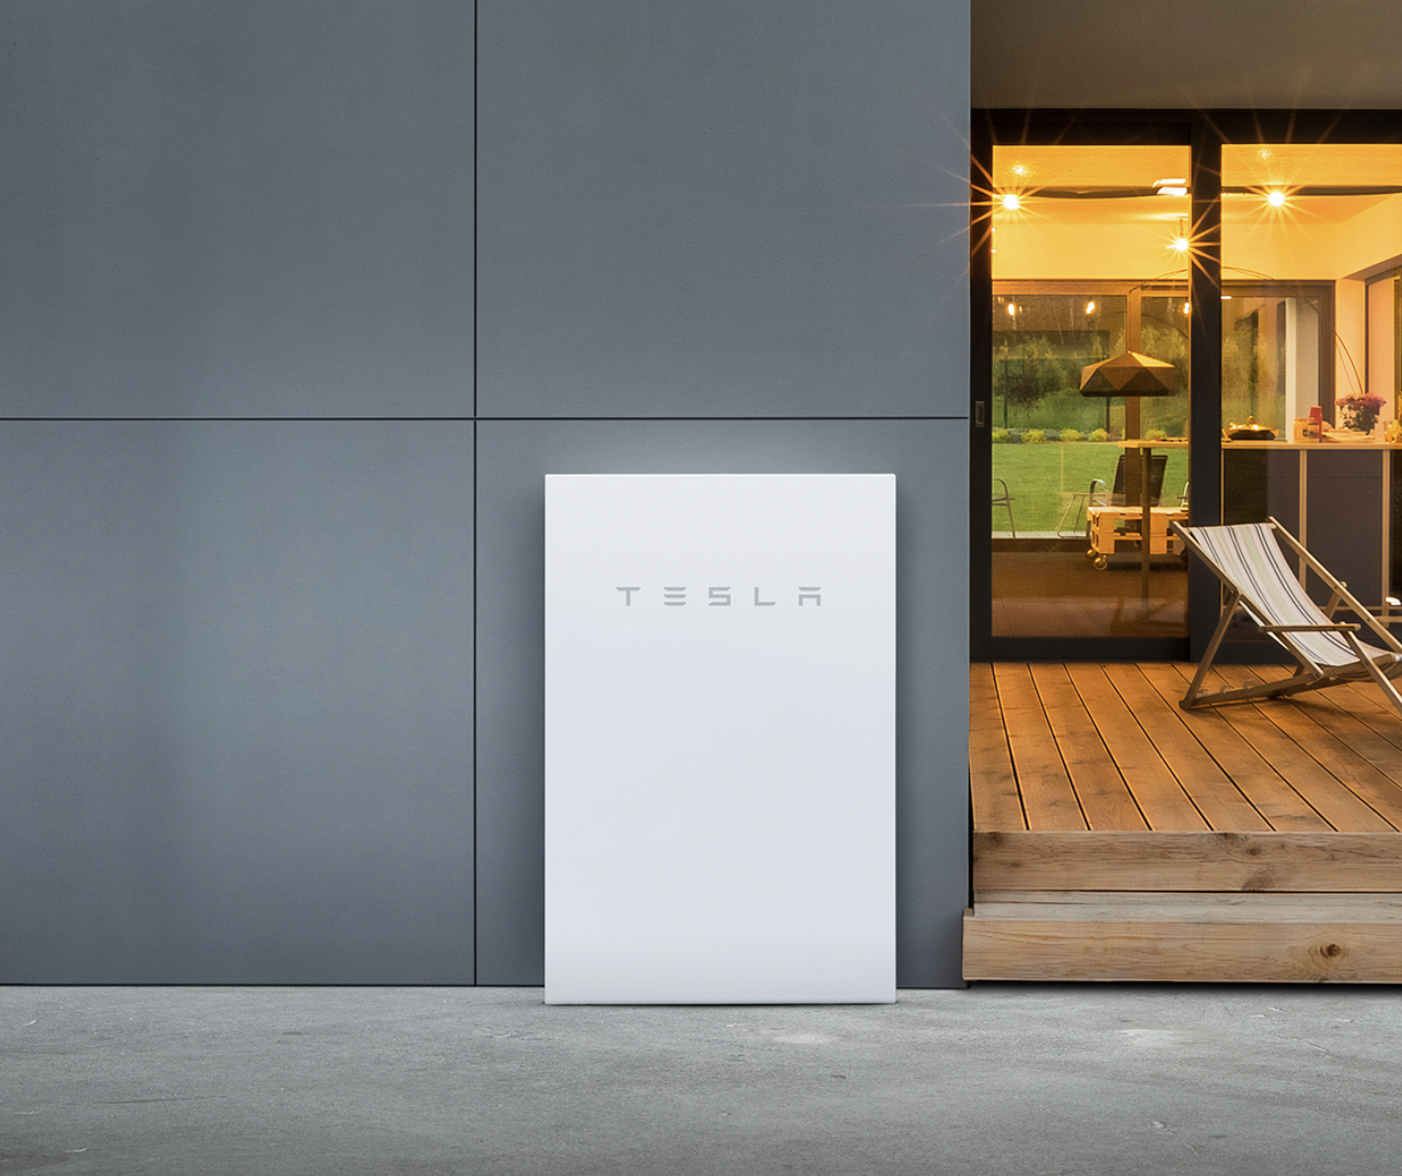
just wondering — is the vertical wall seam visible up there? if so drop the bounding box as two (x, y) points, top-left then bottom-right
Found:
(471, 0), (481, 986)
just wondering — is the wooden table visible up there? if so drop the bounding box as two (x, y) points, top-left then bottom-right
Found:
(1086, 504), (1189, 570)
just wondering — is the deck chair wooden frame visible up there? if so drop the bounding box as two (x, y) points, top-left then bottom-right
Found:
(1171, 516), (1402, 716)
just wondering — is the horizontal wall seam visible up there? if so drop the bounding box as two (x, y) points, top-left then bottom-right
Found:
(0, 415), (974, 425)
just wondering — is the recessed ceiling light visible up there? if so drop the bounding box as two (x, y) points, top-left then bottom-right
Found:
(1267, 190), (1287, 208)
(1001, 193), (1021, 211)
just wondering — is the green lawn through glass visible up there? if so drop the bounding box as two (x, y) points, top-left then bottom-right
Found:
(991, 443), (1190, 534)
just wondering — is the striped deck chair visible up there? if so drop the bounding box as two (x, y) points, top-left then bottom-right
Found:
(1171, 517), (1402, 715)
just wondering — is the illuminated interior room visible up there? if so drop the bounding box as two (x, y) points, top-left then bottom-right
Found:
(973, 125), (1402, 657)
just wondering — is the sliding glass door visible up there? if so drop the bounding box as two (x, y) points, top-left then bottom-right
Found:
(972, 113), (1402, 662)
(983, 142), (1192, 643)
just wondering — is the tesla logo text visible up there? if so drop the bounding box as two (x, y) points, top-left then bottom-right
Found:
(616, 586), (822, 607)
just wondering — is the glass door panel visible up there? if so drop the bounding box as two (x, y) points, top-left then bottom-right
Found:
(989, 144), (1190, 639)
(1221, 144), (1402, 612)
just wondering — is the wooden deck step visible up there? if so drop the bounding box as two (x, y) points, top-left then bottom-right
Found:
(968, 663), (1402, 983)
(964, 892), (1402, 982)
(973, 830), (1402, 892)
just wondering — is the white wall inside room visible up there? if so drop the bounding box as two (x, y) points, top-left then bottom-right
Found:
(1283, 298), (1320, 427)
(1368, 278), (1399, 413)
(974, 0), (1402, 110)
(996, 196), (1402, 287)
(1336, 279), (1369, 410)
(992, 219), (1192, 283)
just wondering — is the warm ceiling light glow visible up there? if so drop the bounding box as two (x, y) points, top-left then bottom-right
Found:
(1010, 164), (1028, 177)
(1172, 235), (1190, 252)
(1006, 303), (1017, 317)
(1000, 192), (1021, 211)
(1183, 302), (1191, 315)
(1267, 189), (1287, 208)
(1085, 301), (1096, 315)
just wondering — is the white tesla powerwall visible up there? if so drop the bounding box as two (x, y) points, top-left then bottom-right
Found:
(544, 474), (895, 1004)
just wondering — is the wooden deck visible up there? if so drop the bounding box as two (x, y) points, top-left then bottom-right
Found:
(966, 662), (1402, 982)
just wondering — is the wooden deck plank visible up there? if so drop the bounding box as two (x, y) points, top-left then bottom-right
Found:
(1268, 696), (1402, 819)
(971, 830), (1402, 892)
(1299, 682), (1402, 756)
(1063, 663), (1209, 831)
(972, 892), (1402, 921)
(969, 664), (1026, 831)
(1138, 663), (1332, 832)
(963, 912), (1402, 982)
(1199, 658), (1402, 827)
(1328, 677), (1402, 720)
(992, 664), (1087, 831)
(1251, 703), (1402, 830)
(1179, 664), (1398, 832)
(1100, 663), (1272, 832)
(1200, 667), (1402, 829)
(1028, 664), (1146, 831)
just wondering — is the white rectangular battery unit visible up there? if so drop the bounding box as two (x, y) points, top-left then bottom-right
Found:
(544, 474), (895, 1004)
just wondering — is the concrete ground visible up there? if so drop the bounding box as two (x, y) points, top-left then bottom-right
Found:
(3, 984), (1400, 1175)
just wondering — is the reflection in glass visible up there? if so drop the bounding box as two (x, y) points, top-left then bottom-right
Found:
(992, 295), (1126, 435)
(1219, 293), (1321, 436)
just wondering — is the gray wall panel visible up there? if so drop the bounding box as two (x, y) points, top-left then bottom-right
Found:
(0, 2), (472, 418)
(0, 422), (474, 982)
(476, 420), (969, 987)
(476, 0), (969, 419)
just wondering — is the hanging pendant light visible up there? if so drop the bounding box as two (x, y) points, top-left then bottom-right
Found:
(1079, 351), (1178, 398)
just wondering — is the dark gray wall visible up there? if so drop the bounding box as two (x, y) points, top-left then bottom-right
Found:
(475, 1), (970, 989)
(0, 3), (478, 983)
(477, 0), (969, 419)
(0, 421), (475, 982)
(0, 1), (473, 418)
(1, 0), (970, 987)
(973, 0), (1402, 110)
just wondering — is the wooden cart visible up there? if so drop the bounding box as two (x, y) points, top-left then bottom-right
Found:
(1085, 504), (1188, 570)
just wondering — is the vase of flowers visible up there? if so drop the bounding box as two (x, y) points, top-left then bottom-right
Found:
(1336, 393), (1386, 434)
